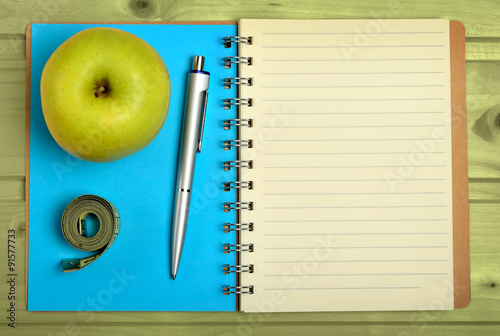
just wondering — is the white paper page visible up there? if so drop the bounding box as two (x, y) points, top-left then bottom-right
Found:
(237, 19), (454, 312)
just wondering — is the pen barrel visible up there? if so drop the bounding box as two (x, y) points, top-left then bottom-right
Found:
(176, 70), (210, 190)
(171, 189), (191, 275)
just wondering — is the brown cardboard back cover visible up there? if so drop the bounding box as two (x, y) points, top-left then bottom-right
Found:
(450, 20), (470, 309)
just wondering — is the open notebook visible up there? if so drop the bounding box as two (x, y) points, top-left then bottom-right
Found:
(26, 19), (469, 312)
(234, 19), (469, 312)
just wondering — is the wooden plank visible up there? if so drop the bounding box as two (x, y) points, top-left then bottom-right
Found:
(3, 324), (500, 336)
(0, 0), (500, 37)
(0, 68), (25, 83)
(466, 61), (500, 179)
(0, 82), (25, 99)
(0, 178), (24, 201)
(466, 38), (500, 61)
(0, 115), (25, 156)
(469, 204), (500, 320)
(0, 156), (24, 177)
(0, 37), (25, 58)
(469, 180), (500, 202)
(0, 46), (27, 175)
(0, 59), (25, 69)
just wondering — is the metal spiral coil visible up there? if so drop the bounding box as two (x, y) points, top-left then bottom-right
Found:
(223, 160), (253, 171)
(223, 181), (253, 191)
(223, 243), (254, 253)
(224, 77), (252, 88)
(222, 45), (254, 295)
(224, 119), (252, 130)
(224, 140), (252, 150)
(223, 222), (254, 232)
(223, 56), (252, 68)
(223, 201), (253, 212)
(223, 285), (254, 295)
(224, 98), (252, 109)
(223, 36), (252, 48)
(223, 264), (254, 274)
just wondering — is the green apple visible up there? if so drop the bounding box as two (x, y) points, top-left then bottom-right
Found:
(40, 27), (170, 162)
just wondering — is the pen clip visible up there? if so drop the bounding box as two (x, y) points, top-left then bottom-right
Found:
(197, 89), (209, 152)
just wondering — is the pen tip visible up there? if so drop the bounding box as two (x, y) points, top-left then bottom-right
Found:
(172, 273), (176, 280)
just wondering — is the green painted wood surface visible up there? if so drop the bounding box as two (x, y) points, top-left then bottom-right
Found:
(0, 0), (499, 335)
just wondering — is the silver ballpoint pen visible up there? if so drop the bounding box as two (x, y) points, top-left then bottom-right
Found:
(171, 56), (209, 280)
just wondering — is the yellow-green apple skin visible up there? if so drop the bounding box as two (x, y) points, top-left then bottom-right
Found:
(40, 27), (170, 162)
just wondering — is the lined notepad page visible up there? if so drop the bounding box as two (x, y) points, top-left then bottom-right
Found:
(238, 19), (454, 312)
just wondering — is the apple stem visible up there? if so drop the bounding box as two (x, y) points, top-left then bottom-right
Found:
(94, 86), (106, 98)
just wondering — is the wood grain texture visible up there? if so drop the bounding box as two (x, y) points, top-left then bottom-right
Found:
(0, 0), (499, 334)
(0, 0), (500, 37)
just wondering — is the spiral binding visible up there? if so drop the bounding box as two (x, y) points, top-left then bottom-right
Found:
(223, 222), (253, 232)
(223, 181), (253, 191)
(223, 160), (252, 171)
(224, 98), (252, 109)
(224, 77), (252, 88)
(223, 56), (252, 68)
(223, 35), (254, 296)
(223, 285), (254, 295)
(224, 201), (253, 212)
(223, 36), (252, 48)
(223, 264), (254, 274)
(224, 140), (252, 150)
(224, 119), (252, 130)
(223, 243), (254, 253)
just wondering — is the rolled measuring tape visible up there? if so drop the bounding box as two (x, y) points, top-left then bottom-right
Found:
(61, 195), (120, 272)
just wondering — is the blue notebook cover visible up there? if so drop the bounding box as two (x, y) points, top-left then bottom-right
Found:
(27, 23), (238, 311)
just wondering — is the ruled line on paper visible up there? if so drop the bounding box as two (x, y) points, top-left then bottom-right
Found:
(263, 273), (448, 277)
(262, 71), (445, 75)
(263, 152), (447, 155)
(263, 232), (447, 236)
(263, 246), (448, 250)
(262, 99), (445, 103)
(262, 287), (423, 291)
(261, 125), (445, 128)
(263, 138), (447, 141)
(261, 111), (446, 114)
(262, 165), (447, 169)
(263, 205), (447, 209)
(263, 259), (449, 263)
(262, 58), (445, 62)
(261, 31), (445, 35)
(262, 45), (445, 48)
(262, 85), (446, 89)
(263, 218), (447, 223)
(263, 178), (447, 182)
(263, 193), (447, 197)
